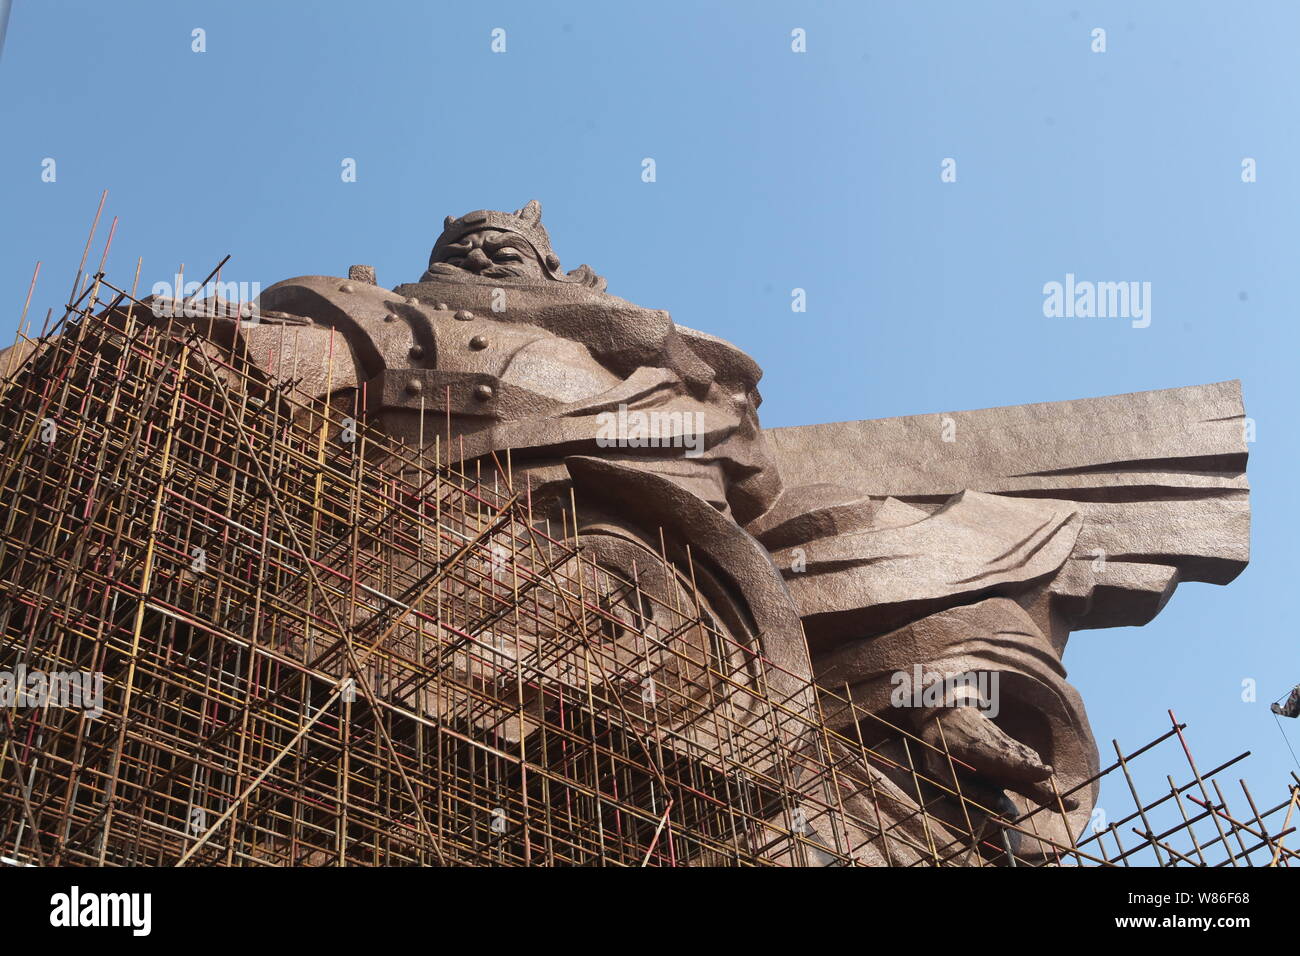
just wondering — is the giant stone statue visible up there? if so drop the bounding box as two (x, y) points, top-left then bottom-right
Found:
(59, 200), (1244, 863)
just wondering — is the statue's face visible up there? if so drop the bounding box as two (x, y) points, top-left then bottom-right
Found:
(429, 229), (546, 280)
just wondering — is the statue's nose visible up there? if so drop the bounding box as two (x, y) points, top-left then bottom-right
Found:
(464, 248), (492, 272)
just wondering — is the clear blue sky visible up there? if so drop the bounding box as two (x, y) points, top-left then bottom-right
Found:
(1, 0), (1296, 834)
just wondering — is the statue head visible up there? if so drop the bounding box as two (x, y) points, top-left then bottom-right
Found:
(422, 200), (606, 290)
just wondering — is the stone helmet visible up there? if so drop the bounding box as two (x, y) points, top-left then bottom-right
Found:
(424, 200), (606, 290)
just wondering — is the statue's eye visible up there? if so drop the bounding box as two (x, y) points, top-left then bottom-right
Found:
(494, 249), (523, 263)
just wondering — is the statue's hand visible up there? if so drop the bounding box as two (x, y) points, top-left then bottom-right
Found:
(916, 705), (1078, 813)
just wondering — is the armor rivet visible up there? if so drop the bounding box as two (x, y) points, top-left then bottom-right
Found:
(454, 309), (474, 322)
(469, 335), (488, 351)
(406, 380), (424, 396)
(383, 312), (397, 323)
(339, 283), (355, 293)
(473, 384), (494, 401)
(409, 345), (425, 360)
(405, 297), (420, 306)
(434, 302), (450, 311)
